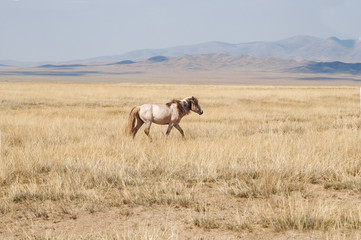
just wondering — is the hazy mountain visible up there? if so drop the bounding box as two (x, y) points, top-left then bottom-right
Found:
(80, 41), (238, 63)
(292, 61), (361, 74)
(0, 60), (55, 68)
(1, 54), (361, 78)
(159, 54), (303, 72)
(2, 36), (361, 67)
(147, 56), (169, 62)
(39, 64), (87, 68)
(79, 36), (361, 64)
(108, 60), (136, 65)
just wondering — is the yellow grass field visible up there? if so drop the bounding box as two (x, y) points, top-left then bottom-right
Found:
(1, 82), (361, 239)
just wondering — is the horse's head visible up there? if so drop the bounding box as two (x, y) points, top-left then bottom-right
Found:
(189, 96), (203, 115)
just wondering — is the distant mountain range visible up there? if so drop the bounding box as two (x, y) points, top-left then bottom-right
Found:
(1, 54), (361, 78)
(81, 35), (361, 64)
(1, 36), (361, 68)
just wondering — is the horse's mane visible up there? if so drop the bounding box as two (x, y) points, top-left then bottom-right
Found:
(166, 98), (191, 116)
(166, 99), (178, 107)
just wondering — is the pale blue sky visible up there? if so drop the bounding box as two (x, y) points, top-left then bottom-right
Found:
(0, 0), (360, 62)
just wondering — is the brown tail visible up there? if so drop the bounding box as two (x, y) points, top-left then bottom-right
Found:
(125, 106), (140, 137)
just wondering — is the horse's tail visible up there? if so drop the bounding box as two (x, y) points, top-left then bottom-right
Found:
(125, 106), (140, 137)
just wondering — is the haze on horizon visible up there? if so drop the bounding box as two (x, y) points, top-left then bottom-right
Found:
(1, 0), (360, 62)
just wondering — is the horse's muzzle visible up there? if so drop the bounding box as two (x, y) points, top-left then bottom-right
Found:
(199, 110), (203, 115)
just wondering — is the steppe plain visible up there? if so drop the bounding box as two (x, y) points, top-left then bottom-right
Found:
(1, 60), (361, 239)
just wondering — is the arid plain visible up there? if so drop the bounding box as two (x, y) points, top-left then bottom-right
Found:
(0, 67), (361, 239)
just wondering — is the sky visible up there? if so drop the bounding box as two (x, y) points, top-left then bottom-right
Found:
(1, 0), (360, 62)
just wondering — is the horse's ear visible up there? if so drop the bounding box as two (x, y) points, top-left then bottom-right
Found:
(192, 96), (195, 100)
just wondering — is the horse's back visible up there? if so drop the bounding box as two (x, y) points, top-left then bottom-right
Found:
(139, 103), (172, 125)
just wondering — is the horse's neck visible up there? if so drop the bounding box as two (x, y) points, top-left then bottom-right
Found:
(180, 100), (191, 115)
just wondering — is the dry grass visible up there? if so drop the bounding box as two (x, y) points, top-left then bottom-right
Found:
(0, 82), (361, 239)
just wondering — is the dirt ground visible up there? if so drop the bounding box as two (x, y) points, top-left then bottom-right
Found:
(1, 185), (361, 239)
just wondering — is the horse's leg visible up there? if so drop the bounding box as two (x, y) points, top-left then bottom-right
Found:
(133, 118), (144, 138)
(165, 123), (174, 136)
(174, 124), (185, 138)
(144, 121), (152, 141)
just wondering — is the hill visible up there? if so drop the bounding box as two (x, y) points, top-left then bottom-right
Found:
(2, 36), (361, 67)
(2, 54), (361, 81)
(80, 36), (361, 63)
(293, 61), (361, 74)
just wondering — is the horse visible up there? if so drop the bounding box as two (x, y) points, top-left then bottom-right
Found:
(125, 96), (203, 139)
